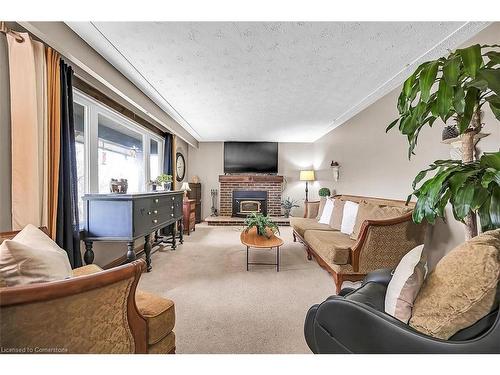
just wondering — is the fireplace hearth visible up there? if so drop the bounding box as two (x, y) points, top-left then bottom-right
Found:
(232, 190), (267, 217)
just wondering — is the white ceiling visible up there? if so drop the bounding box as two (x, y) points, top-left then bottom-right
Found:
(68, 22), (488, 142)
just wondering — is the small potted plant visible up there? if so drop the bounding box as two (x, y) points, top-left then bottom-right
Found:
(156, 173), (173, 191)
(244, 213), (279, 238)
(318, 187), (331, 198)
(281, 197), (299, 218)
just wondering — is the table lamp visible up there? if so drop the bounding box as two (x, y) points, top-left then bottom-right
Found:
(299, 170), (315, 202)
(181, 182), (191, 199)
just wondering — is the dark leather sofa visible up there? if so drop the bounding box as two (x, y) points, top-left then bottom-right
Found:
(304, 269), (500, 354)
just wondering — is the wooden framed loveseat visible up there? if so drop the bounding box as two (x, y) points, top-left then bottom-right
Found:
(291, 195), (426, 292)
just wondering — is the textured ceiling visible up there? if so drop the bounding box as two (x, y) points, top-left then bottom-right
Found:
(68, 22), (488, 142)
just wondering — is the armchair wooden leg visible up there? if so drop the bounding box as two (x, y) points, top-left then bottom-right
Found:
(333, 272), (343, 294)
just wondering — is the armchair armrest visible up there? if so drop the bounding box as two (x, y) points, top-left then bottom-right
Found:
(304, 200), (320, 218)
(0, 259), (147, 353)
(362, 268), (393, 287)
(350, 211), (425, 273)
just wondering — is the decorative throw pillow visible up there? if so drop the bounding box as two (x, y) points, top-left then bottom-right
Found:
(385, 245), (427, 323)
(0, 224), (72, 287)
(316, 197), (327, 220)
(318, 198), (334, 225)
(350, 201), (412, 240)
(340, 201), (359, 235)
(330, 198), (345, 230)
(409, 229), (500, 339)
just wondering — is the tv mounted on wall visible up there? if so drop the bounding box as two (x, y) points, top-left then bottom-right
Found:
(224, 142), (278, 174)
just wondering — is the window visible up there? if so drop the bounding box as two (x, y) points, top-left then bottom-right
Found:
(73, 90), (164, 221)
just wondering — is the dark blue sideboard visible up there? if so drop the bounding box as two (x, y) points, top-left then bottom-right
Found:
(82, 191), (184, 271)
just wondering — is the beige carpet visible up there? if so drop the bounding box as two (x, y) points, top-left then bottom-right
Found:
(139, 224), (340, 354)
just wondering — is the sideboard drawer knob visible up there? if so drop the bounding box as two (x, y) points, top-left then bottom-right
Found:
(152, 219), (158, 224)
(153, 210), (158, 214)
(147, 211), (152, 215)
(154, 198), (159, 203)
(171, 213), (174, 217)
(171, 206), (174, 209)
(172, 197), (175, 201)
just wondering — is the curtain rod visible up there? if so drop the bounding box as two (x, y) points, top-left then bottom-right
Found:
(0, 21), (25, 43)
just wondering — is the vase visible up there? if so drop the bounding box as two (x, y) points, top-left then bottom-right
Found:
(164, 182), (172, 191)
(283, 209), (290, 218)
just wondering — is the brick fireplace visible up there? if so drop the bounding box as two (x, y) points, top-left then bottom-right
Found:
(219, 175), (284, 217)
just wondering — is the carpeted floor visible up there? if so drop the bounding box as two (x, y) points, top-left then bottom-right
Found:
(138, 224), (341, 354)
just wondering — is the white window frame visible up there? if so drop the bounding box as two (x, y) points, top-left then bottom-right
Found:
(73, 89), (165, 196)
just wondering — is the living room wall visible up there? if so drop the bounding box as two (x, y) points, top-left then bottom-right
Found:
(188, 22), (500, 267)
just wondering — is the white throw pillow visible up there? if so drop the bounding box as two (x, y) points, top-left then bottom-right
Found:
(318, 198), (335, 224)
(385, 245), (427, 323)
(0, 224), (72, 287)
(340, 201), (359, 235)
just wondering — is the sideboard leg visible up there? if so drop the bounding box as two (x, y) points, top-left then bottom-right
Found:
(144, 233), (152, 272)
(179, 219), (184, 244)
(84, 241), (94, 265)
(171, 224), (177, 250)
(127, 241), (136, 262)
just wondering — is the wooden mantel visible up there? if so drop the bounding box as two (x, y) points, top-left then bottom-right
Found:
(219, 175), (284, 183)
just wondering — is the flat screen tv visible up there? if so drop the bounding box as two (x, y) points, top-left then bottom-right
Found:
(224, 142), (278, 174)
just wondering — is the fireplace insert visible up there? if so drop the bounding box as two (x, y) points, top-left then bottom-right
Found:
(232, 190), (268, 217)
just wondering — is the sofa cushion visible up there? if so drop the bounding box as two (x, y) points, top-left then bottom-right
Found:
(330, 198), (345, 230)
(148, 331), (176, 354)
(351, 201), (411, 240)
(290, 217), (334, 237)
(0, 224), (72, 286)
(72, 264), (103, 277)
(304, 230), (355, 265)
(409, 229), (500, 340)
(136, 290), (175, 345)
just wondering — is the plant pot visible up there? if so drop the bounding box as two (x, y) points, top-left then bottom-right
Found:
(151, 184), (157, 191)
(283, 209), (290, 218)
(163, 182), (172, 191)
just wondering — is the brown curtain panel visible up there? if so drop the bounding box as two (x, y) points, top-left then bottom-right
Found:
(46, 47), (61, 239)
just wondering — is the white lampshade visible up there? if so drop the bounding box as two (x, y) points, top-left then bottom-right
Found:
(181, 182), (191, 191)
(299, 170), (315, 181)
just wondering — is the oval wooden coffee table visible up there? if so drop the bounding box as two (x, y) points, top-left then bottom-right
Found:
(240, 227), (284, 272)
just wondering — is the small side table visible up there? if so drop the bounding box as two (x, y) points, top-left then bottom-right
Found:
(240, 227), (284, 272)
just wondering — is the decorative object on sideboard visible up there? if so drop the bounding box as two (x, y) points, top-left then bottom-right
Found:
(299, 170), (315, 202)
(148, 180), (157, 191)
(156, 173), (173, 191)
(110, 178), (128, 194)
(191, 175), (200, 184)
(210, 189), (219, 216)
(318, 187), (331, 198)
(176, 152), (186, 182)
(181, 182), (191, 199)
(330, 161), (340, 181)
(281, 197), (299, 218)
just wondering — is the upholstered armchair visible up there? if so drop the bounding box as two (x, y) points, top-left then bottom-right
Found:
(0, 230), (176, 354)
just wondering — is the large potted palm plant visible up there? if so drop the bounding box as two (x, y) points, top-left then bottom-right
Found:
(387, 44), (500, 239)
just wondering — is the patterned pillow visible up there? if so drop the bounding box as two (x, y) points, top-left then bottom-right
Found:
(385, 245), (427, 323)
(409, 229), (500, 339)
